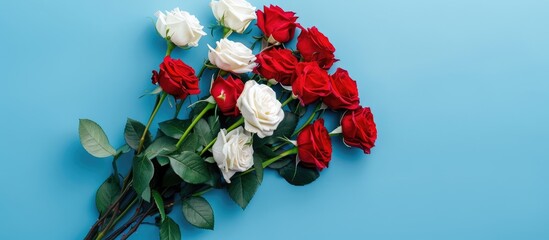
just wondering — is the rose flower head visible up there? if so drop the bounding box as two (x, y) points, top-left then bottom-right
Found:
(256, 5), (298, 44)
(297, 26), (337, 70)
(211, 75), (245, 117)
(292, 62), (331, 105)
(323, 68), (360, 111)
(152, 56), (200, 100)
(155, 8), (207, 47)
(341, 107), (377, 154)
(297, 119), (332, 170)
(211, 0), (257, 33)
(254, 47), (298, 86)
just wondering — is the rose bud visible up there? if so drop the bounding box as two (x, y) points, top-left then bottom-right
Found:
(208, 38), (257, 74)
(341, 107), (377, 154)
(151, 56), (200, 100)
(211, 0), (257, 33)
(323, 68), (360, 110)
(155, 8), (207, 47)
(292, 62), (331, 105)
(297, 119), (332, 170)
(211, 75), (245, 117)
(256, 5), (298, 44)
(254, 48), (298, 86)
(296, 26), (337, 70)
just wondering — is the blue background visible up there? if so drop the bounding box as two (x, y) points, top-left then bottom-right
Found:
(1, 0), (548, 239)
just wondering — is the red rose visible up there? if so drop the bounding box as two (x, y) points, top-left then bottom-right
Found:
(292, 62), (331, 105)
(297, 119), (332, 170)
(152, 56), (200, 99)
(254, 48), (298, 86)
(296, 26), (337, 70)
(210, 75), (244, 117)
(323, 68), (360, 110)
(341, 107), (377, 154)
(256, 5), (298, 44)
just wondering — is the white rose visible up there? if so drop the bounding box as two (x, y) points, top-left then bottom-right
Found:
(237, 81), (285, 138)
(155, 8), (207, 47)
(212, 127), (254, 183)
(210, 0), (256, 33)
(208, 38), (257, 73)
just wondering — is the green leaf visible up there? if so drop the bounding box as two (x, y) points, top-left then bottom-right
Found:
(161, 168), (182, 188)
(252, 139), (275, 179)
(194, 119), (213, 146)
(169, 151), (211, 184)
(144, 137), (177, 160)
(177, 134), (200, 153)
(95, 175), (120, 216)
(140, 86), (163, 98)
(278, 161), (320, 186)
(253, 140), (277, 159)
(267, 156), (293, 169)
(204, 164), (223, 188)
(180, 184), (202, 198)
(182, 196), (215, 230)
(159, 119), (191, 139)
(160, 217), (181, 240)
(133, 156), (154, 201)
(79, 119), (116, 158)
(157, 156), (170, 166)
(252, 153), (265, 183)
(117, 144), (131, 154)
(207, 115), (221, 135)
(152, 190), (166, 222)
(276, 111), (299, 136)
(228, 172), (260, 209)
(156, 128), (167, 139)
(190, 98), (209, 118)
(288, 99), (307, 117)
(238, 72), (251, 81)
(204, 157), (215, 164)
(124, 118), (151, 150)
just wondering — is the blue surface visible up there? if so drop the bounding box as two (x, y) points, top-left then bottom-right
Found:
(1, 0), (549, 239)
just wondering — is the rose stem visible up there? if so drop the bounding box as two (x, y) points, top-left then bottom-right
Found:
(192, 188), (214, 197)
(106, 188), (175, 240)
(200, 96), (292, 156)
(103, 202), (143, 240)
(280, 96), (294, 107)
(199, 117), (244, 156)
(223, 28), (233, 38)
(90, 39), (176, 240)
(120, 205), (156, 240)
(194, 147), (299, 198)
(91, 87), (167, 239)
(197, 64), (207, 79)
(173, 98), (185, 119)
(137, 92), (168, 153)
(84, 153), (123, 239)
(291, 102), (322, 137)
(242, 147), (298, 175)
(96, 196), (139, 240)
(165, 39), (176, 56)
(86, 184), (132, 240)
(175, 102), (216, 148)
(271, 142), (288, 152)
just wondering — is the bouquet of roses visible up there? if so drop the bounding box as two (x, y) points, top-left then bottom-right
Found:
(81, 1), (377, 239)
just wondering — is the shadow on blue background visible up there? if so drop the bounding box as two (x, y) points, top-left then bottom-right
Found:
(0, 0), (548, 239)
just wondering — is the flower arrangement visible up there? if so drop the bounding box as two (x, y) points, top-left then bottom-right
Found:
(81, 1), (377, 239)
